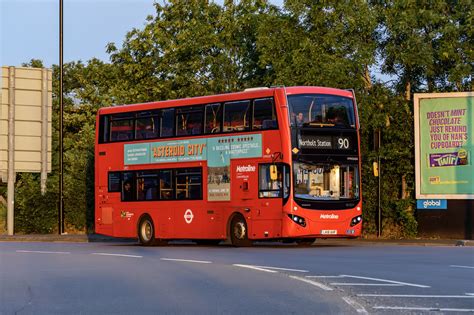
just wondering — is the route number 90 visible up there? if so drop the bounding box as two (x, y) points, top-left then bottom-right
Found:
(337, 137), (350, 149)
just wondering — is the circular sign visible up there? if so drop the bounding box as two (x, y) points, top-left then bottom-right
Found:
(184, 209), (194, 224)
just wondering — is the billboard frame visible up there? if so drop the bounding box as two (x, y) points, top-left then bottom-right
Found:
(414, 92), (474, 200)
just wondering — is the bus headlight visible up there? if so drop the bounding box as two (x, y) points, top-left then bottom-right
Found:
(288, 214), (306, 227)
(350, 215), (362, 227)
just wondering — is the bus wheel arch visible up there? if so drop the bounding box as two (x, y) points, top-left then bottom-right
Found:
(228, 213), (252, 247)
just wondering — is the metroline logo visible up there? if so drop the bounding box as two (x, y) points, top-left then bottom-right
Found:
(320, 214), (339, 219)
(236, 165), (256, 172)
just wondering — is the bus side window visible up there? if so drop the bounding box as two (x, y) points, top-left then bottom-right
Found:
(136, 111), (160, 140)
(110, 113), (134, 142)
(136, 171), (159, 201)
(204, 103), (222, 134)
(253, 98), (277, 130)
(159, 170), (174, 199)
(175, 168), (202, 200)
(223, 100), (250, 132)
(108, 172), (121, 192)
(122, 172), (135, 201)
(259, 164), (283, 198)
(161, 109), (175, 137)
(99, 115), (109, 143)
(176, 106), (203, 136)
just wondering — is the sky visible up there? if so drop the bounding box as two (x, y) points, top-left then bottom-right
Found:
(1, 0), (286, 69)
(1, 0), (156, 67)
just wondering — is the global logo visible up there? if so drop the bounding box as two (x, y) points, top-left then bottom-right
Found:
(423, 200), (441, 208)
(417, 199), (447, 210)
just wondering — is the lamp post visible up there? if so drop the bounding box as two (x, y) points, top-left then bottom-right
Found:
(59, 0), (65, 234)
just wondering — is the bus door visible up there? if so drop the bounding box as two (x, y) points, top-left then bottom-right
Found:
(96, 169), (120, 235)
(253, 163), (289, 239)
(171, 168), (205, 239)
(231, 160), (259, 237)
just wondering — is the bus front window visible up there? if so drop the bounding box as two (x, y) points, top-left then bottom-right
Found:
(293, 162), (359, 201)
(288, 94), (355, 128)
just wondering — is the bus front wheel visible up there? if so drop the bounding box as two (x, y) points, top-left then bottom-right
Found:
(296, 238), (316, 246)
(230, 215), (252, 247)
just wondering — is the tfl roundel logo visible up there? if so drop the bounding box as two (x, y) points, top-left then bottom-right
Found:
(184, 209), (194, 224)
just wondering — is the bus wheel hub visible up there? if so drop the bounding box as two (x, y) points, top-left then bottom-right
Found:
(234, 221), (246, 240)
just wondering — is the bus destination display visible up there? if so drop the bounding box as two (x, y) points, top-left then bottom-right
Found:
(298, 135), (352, 150)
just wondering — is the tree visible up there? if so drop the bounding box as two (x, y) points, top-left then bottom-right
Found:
(106, 0), (272, 102)
(257, 1), (378, 91)
(377, 0), (472, 97)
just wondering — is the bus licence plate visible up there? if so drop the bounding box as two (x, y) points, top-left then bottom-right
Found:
(321, 230), (337, 235)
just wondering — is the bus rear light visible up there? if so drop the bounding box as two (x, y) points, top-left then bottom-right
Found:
(350, 215), (362, 227)
(288, 214), (306, 227)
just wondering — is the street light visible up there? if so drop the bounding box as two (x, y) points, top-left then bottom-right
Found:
(59, 0), (65, 234)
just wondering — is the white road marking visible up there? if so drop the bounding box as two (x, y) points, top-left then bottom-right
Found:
(249, 265), (309, 273)
(233, 264), (277, 273)
(340, 274), (430, 288)
(342, 297), (368, 314)
(306, 275), (344, 278)
(16, 250), (70, 255)
(450, 265), (474, 269)
(373, 306), (474, 312)
(358, 294), (474, 298)
(161, 258), (212, 264)
(289, 275), (333, 291)
(466, 293), (474, 296)
(92, 253), (143, 258)
(331, 283), (402, 287)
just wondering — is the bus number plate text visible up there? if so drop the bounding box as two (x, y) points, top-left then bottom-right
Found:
(321, 230), (337, 235)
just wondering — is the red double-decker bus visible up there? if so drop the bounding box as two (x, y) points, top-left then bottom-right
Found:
(95, 86), (362, 246)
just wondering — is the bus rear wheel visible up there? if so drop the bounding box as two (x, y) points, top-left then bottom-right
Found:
(138, 215), (166, 246)
(230, 215), (252, 247)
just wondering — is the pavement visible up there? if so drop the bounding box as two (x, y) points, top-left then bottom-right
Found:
(0, 233), (473, 246)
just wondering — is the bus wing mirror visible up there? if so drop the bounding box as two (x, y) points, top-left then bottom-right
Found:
(270, 165), (278, 180)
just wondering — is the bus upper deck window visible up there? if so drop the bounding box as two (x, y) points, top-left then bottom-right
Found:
(224, 100), (250, 132)
(110, 113), (134, 142)
(253, 98), (277, 130)
(136, 111), (159, 140)
(205, 103), (222, 134)
(161, 109), (175, 137)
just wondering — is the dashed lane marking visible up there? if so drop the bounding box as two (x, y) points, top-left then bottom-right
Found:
(161, 258), (212, 264)
(339, 274), (430, 288)
(16, 250), (70, 255)
(248, 265), (309, 273)
(289, 275), (333, 291)
(450, 265), (474, 269)
(331, 283), (403, 287)
(373, 306), (474, 312)
(358, 294), (474, 298)
(342, 297), (368, 314)
(91, 253), (143, 258)
(306, 274), (429, 288)
(233, 264), (277, 273)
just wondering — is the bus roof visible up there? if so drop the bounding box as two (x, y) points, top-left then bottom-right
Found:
(98, 86), (354, 115)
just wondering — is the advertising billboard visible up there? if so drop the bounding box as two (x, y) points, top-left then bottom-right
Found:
(414, 92), (473, 199)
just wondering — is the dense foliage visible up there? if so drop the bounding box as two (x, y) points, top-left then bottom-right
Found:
(1, 0), (471, 237)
